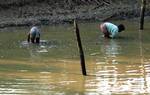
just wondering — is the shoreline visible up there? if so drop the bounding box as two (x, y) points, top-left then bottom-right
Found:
(0, 1), (150, 28)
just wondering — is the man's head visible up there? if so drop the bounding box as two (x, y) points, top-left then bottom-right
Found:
(118, 24), (125, 32)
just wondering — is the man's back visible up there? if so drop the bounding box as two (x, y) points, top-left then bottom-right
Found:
(104, 22), (119, 38)
(30, 26), (40, 37)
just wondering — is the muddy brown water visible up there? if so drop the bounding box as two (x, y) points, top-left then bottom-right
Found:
(0, 21), (150, 95)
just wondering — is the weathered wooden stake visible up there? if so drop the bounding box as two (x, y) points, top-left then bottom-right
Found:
(140, 0), (146, 30)
(74, 20), (87, 76)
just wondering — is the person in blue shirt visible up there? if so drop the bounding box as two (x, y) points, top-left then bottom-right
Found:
(100, 22), (125, 38)
(27, 26), (41, 44)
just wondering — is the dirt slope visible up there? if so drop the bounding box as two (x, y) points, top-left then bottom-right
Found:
(0, 0), (149, 27)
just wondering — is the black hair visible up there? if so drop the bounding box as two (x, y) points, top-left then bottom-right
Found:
(118, 24), (125, 32)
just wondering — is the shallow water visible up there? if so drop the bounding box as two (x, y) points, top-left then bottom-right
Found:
(0, 21), (150, 95)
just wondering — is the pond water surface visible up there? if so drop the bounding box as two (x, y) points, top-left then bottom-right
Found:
(0, 21), (150, 95)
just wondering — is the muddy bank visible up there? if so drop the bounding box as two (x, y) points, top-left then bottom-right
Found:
(0, 0), (150, 28)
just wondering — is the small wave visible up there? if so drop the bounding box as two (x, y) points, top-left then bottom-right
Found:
(37, 48), (48, 53)
(20, 40), (58, 53)
(20, 40), (58, 48)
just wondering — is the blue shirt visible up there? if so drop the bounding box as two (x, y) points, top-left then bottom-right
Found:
(104, 22), (119, 38)
(30, 26), (40, 37)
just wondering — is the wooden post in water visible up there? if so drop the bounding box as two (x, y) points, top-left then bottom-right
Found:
(74, 20), (87, 76)
(140, 0), (146, 30)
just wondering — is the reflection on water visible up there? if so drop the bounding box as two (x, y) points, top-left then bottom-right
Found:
(21, 40), (57, 49)
(100, 39), (121, 64)
(0, 21), (150, 94)
(90, 63), (150, 94)
(21, 40), (58, 61)
(101, 39), (121, 57)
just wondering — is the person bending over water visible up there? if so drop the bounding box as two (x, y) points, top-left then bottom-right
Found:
(27, 26), (41, 44)
(100, 22), (125, 38)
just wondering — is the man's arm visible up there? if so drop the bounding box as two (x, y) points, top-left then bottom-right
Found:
(102, 24), (110, 38)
